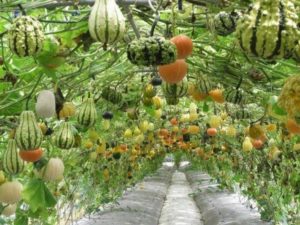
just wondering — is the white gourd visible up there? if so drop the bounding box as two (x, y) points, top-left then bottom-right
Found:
(35, 90), (56, 118)
(2, 204), (17, 217)
(0, 181), (23, 204)
(39, 158), (65, 182)
(88, 0), (126, 45)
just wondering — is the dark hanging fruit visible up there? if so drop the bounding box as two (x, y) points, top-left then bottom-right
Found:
(102, 111), (114, 120)
(151, 76), (163, 86)
(214, 11), (241, 36)
(127, 36), (177, 66)
(236, 0), (300, 60)
(77, 98), (97, 127)
(15, 111), (43, 151)
(8, 16), (44, 57)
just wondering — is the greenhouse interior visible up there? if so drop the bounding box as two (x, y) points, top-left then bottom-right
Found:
(0, 0), (300, 224)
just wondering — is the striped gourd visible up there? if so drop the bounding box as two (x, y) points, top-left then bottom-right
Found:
(88, 0), (126, 45)
(196, 75), (212, 94)
(3, 139), (25, 175)
(163, 81), (188, 99)
(231, 107), (251, 120)
(293, 41), (300, 62)
(8, 16), (44, 57)
(214, 11), (241, 36)
(165, 97), (180, 105)
(53, 122), (75, 149)
(15, 111), (43, 151)
(236, 0), (300, 60)
(127, 37), (177, 66)
(77, 98), (97, 127)
(101, 87), (122, 104)
(225, 88), (245, 105)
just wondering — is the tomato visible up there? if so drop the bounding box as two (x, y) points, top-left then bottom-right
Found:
(207, 128), (217, 136)
(251, 139), (264, 149)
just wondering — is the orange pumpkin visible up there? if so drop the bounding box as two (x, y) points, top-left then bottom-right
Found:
(170, 35), (193, 59)
(19, 148), (43, 162)
(207, 128), (217, 136)
(286, 118), (300, 134)
(158, 59), (188, 84)
(209, 89), (225, 103)
(159, 128), (169, 137)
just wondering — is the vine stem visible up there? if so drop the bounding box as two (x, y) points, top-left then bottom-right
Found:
(25, 73), (43, 110)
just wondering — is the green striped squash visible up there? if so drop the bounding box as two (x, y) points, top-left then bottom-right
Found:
(214, 11), (241, 36)
(3, 139), (25, 175)
(196, 75), (212, 94)
(165, 97), (180, 105)
(236, 0), (300, 60)
(127, 37), (177, 66)
(53, 122), (75, 149)
(88, 0), (126, 45)
(231, 107), (251, 120)
(225, 88), (245, 105)
(163, 81), (188, 99)
(8, 16), (44, 57)
(101, 87), (122, 104)
(15, 111), (43, 151)
(77, 98), (97, 127)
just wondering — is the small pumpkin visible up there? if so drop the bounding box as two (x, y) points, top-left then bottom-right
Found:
(19, 148), (43, 162)
(207, 128), (217, 136)
(209, 89), (225, 103)
(158, 59), (188, 84)
(170, 35), (193, 59)
(58, 102), (76, 119)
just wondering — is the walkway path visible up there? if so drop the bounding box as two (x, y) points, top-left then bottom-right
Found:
(77, 161), (270, 225)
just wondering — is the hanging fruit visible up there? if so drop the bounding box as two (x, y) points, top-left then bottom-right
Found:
(35, 90), (56, 118)
(143, 84), (156, 98)
(196, 75), (212, 96)
(158, 59), (188, 84)
(170, 34), (193, 59)
(38, 158), (65, 182)
(102, 111), (113, 120)
(209, 115), (222, 128)
(236, 0), (300, 60)
(209, 89), (225, 103)
(151, 76), (163, 86)
(214, 11), (241, 36)
(101, 87), (122, 104)
(224, 88), (245, 105)
(249, 124), (264, 139)
(127, 36), (177, 66)
(3, 139), (25, 175)
(19, 148), (43, 162)
(163, 80), (188, 99)
(77, 97), (97, 127)
(278, 75), (300, 118)
(207, 127), (217, 136)
(8, 16), (44, 57)
(53, 121), (75, 149)
(15, 111), (43, 151)
(242, 137), (253, 152)
(0, 181), (23, 204)
(88, 0), (126, 45)
(58, 102), (76, 120)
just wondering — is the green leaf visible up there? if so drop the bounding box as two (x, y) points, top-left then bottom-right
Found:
(272, 103), (287, 116)
(203, 101), (209, 112)
(22, 178), (56, 213)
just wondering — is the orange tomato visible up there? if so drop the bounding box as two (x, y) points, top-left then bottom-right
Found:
(251, 139), (264, 149)
(170, 117), (178, 126)
(207, 128), (217, 136)
(209, 89), (225, 103)
(19, 148), (43, 162)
